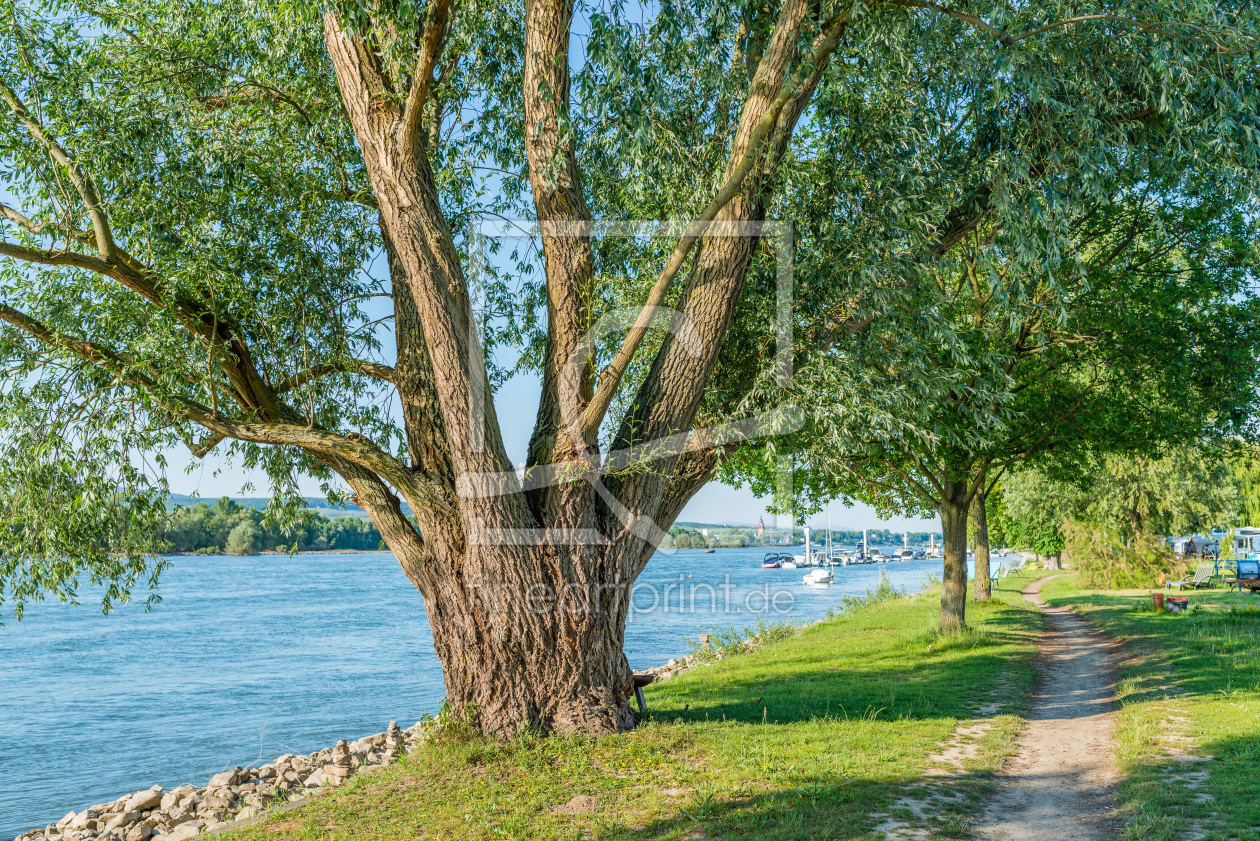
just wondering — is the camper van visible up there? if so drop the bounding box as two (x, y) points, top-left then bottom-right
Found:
(1170, 534), (1220, 560)
(1222, 527), (1260, 559)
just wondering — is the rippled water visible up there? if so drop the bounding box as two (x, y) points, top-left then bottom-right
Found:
(0, 546), (1008, 836)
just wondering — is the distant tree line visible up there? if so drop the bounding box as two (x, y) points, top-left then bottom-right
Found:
(164, 499), (384, 555)
(661, 524), (939, 550)
(981, 443), (1246, 583)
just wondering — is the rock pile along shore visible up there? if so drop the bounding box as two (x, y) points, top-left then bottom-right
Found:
(15, 720), (419, 841)
(14, 648), (714, 841)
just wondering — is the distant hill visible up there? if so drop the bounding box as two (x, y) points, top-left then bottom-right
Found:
(674, 520), (765, 529)
(166, 493), (410, 520)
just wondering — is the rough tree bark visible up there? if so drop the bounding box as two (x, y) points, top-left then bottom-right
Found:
(315, 1), (848, 735)
(0, 0), (850, 738)
(971, 481), (992, 601)
(938, 477), (971, 633)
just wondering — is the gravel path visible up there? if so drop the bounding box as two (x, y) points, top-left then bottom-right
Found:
(975, 575), (1122, 841)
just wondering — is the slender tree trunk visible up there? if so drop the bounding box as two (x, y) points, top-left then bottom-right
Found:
(939, 479), (970, 633)
(972, 487), (992, 601)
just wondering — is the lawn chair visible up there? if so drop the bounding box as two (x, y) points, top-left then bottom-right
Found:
(1225, 559), (1260, 594)
(1168, 562), (1216, 591)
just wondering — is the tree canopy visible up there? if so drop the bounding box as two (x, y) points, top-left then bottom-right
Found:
(2, 0), (1258, 730)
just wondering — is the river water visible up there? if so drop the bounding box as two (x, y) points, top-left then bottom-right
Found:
(0, 546), (1009, 836)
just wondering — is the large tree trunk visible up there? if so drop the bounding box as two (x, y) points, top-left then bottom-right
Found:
(939, 479), (970, 633)
(414, 542), (640, 736)
(323, 17), (643, 736)
(318, 2), (839, 737)
(972, 486), (992, 601)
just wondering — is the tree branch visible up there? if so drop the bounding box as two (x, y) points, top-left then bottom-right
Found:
(0, 78), (116, 259)
(579, 7), (852, 442)
(400, 0), (453, 157)
(0, 302), (451, 518)
(275, 359), (398, 394)
(883, 2), (1246, 53)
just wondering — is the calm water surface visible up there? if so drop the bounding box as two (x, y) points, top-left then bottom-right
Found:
(0, 546), (1009, 836)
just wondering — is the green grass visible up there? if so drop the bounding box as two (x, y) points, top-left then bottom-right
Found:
(216, 582), (1042, 841)
(1040, 575), (1260, 841)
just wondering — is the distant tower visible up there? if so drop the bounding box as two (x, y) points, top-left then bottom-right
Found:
(757, 517), (765, 538)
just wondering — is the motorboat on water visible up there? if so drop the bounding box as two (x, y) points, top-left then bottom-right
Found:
(762, 552), (790, 569)
(897, 548), (914, 561)
(793, 549), (829, 567)
(803, 568), (834, 585)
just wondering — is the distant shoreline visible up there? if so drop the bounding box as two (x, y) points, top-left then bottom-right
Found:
(165, 548), (381, 556)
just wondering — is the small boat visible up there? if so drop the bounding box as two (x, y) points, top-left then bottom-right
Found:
(762, 552), (789, 569)
(898, 548), (914, 561)
(803, 568), (834, 585)
(704, 548), (715, 554)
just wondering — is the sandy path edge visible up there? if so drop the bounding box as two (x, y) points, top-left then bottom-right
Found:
(973, 575), (1123, 841)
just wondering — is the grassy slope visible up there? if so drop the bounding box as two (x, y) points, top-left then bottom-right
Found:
(1040, 576), (1260, 841)
(220, 583), (1043, 841)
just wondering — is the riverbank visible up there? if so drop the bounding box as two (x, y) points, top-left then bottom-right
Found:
(199, 580), (1042, 841)
(1040, 575), (1260, 840)
(3, 549), (957, 836)
(16, 723), (426, 841)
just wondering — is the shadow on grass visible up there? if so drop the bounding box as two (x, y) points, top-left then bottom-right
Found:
(1110, 732), (1260, 841)
(594, 766), (996, 840)
(1048, 592), (1260, 702)
(224, 597), (1044, 841)
(644, 607), (1038, 726)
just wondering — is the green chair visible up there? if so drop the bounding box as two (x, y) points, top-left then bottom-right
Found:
(1168, 563), (1216, 591)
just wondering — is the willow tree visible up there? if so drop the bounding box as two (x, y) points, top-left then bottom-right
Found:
(741, 175), (1260, 631)
(1, 1), (1257, 733)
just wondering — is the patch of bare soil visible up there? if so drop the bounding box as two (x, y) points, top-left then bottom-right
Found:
(974, 575), (1122, 841)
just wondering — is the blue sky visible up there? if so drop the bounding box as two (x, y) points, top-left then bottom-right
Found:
(174, 360), (940, 532)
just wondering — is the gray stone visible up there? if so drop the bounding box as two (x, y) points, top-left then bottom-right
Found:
(124, 827), (152, 841)
(101, 812), (140, 834)
(124, 789), (162, 813)
(69, 812), (99, 830)
(199, 794), (232, 814)
(164, 813), (196, 829)
(159, 787), (192, 812)
(206, 768), (246, 788)
(163, 820), (204, 841)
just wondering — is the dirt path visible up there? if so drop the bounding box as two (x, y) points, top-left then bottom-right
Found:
(974, 575), (1122, 841)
